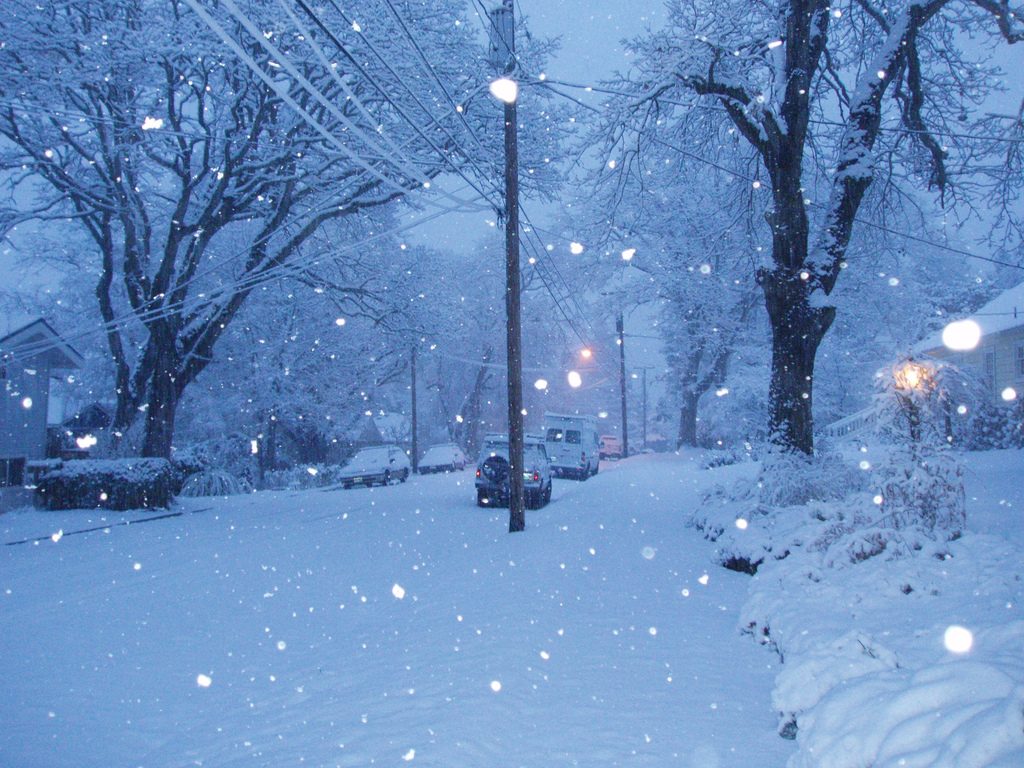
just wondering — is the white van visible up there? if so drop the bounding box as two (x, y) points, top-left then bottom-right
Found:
(542, 412), (600, 480)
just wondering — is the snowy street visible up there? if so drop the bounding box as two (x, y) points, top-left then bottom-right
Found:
(1, 454), (793, 767)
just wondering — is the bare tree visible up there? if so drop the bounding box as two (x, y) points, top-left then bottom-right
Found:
(603, 0), (1023, 453)
(0, 0), (550, 457)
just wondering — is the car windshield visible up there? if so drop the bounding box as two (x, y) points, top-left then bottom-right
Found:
(347, 449), (388, 469)
(422, 446), (458, 462)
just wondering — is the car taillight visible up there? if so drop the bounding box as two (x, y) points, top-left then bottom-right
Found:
(475, 469), (481, 478)
(532, 471), (540, 482)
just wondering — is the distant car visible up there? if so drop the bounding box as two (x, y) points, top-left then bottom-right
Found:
(599, 435), (622, 460)
(475, 434), (552, 509)
(418, 443), (468, 474)
(339, 445), (411, 489)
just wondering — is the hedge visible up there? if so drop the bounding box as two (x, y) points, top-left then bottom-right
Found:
(35, 458), (175, 511)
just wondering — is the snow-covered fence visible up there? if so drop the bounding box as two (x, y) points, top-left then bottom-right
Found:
(818, 407), (877, 440)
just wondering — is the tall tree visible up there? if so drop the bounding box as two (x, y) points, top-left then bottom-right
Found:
(0, 0), (560, 457)
(605, 0), (1022, 453)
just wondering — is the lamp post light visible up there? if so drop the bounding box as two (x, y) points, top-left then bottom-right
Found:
(893, 359), (932, 444)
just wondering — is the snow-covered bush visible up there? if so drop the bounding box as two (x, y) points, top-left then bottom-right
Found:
(35, 458), (174, 510)
(179, 469), (252, 497)
(757, 448), (863, 507)
(262, 463), (346, 490)
(700, 445), (756, 469)
(871, 359), (966, 540)
(874, 446), (965, 539)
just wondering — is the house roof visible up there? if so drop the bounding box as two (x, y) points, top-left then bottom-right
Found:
(917, 281), (1024, 353)
(0, 316), (84, 370)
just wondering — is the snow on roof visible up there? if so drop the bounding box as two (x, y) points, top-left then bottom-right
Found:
(0, 314), (84, 369)
(917, 280), (1024, 352)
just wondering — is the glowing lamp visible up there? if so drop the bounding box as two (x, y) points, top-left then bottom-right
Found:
(488, 77), (518, 104)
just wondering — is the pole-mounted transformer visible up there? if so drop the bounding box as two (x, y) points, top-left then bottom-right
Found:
(488, 2), (515, 73)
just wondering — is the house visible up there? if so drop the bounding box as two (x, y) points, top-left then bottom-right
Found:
(1, 316), (83, 512)
(917, 281), (1024, 404)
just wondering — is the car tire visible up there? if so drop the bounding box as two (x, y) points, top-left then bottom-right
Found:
(543, 483), (552, 504)
(343, 483), (352, 490)
(476, 489), (489, 507)
(383, 470), (391, 486)
(400, 469), (408, 482)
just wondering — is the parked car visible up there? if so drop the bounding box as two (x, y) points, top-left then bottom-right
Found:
(418, 442), (468, 474)
(599, 434), (622, 460)
(475, 434), (552, 509)
(339, 445), (410, 489)
(543, 412), (600, 479)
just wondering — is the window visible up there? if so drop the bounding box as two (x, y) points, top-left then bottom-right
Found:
(565, 430), (581, 444)
(0, 458), (26, 488)
(546, 428), (564, 442)
(984, 351), (996, 390)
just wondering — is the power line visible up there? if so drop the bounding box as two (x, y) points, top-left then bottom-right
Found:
(180, 0), (488, 217)
(539, 79), (1024, 274)
(539, 77), (1024, 145)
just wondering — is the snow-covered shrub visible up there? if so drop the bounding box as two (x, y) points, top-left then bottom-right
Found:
(870, 359), (967, 540)
(959, 399), (1014, 450)
(700, 445), (756, 469)
(874, 445), (965, 539)
(757, 448), (864, 507)
(262, 463), (346, 490)
(35, 458), (174, 510)
(170, 444), (211, 478)
(169, 444), (213, 492)
(1003, 396), (1024, 448)
(179, 469), (252, 497)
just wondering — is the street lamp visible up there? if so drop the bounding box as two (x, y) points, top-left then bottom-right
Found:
(892, 359), (933, 444)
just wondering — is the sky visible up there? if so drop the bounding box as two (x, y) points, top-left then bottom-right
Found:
(405, 0), (666, 255)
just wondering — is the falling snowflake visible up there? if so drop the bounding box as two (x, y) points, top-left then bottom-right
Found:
(392, 583), (406, 600)
(943, 625), (973, 654)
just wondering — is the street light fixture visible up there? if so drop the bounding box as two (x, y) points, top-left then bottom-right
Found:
(488, 77), (518, 104)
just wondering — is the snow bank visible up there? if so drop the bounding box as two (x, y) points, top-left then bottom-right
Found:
(714, 448), (1024, 767)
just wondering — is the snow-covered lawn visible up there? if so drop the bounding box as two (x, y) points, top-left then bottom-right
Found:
(3, 448), (1022, 767)
(1, 454), (794, 768)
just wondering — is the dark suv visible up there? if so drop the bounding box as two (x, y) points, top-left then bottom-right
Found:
(474, 434), (553, 509)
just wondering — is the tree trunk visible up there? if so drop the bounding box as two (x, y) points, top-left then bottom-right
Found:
(141, 341), (179, 459)
(761, 270), (835, 454)
(677, 389), (701, 448)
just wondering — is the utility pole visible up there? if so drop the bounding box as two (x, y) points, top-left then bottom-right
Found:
(410, 345), (419, 474)
(490, 0), (524, 532)
(617, 312), (629, 459)
(642, 366), (648, 450)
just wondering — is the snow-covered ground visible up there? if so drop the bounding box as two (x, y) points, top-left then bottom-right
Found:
(1, 453), (793, 768)
(2, 448), (1021, 767)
